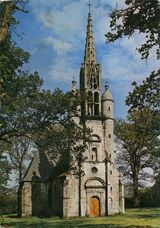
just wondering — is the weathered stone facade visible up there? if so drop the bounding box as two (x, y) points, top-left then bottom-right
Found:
(20, 7), (124, 217)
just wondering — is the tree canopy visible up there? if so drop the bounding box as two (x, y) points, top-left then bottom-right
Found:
(0, 1), (87, 194)
(106, 0), (160, 113)
(0, 0), (28, 43)
(106, 0), (160, 208)
(115, 108), (159, 207)
(126, 70), (160, 110)
(106, 0), (160, 60)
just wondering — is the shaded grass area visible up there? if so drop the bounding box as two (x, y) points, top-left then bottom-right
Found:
(1, 208), (160, 228)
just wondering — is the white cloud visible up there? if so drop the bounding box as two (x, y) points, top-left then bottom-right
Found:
(102, 44), (159, 83)
(30, 0), (118, 46)
(28, 0), (159, 117)
(100, 31), (159, 83)
(30, 0), (159, 83)
(44, 36), (73, 54)
(31, 0), (86, 40)
(48, 58), (79, 85)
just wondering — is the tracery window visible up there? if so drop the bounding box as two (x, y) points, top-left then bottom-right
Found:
(88, 65), (99, 89)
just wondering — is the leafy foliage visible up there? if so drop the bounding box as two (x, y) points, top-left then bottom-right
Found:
(0, 1), (28, 43)
(126, 70), (160, 110)
(34, 97), (90, 179)
(0, 38), (80, 143)
(106, 0), (160, 207)
(106, 0), (160, 60)
(115, 108), (159, 207)
(0, 146), (10, 192)
(106, 0), (160, 113)
(138, 171), (160, 207)
(0, 4), (86, 192)
(0, 187), (17, 215)
(5, 137), (36, 183)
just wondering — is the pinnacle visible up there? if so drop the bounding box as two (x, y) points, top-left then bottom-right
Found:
(84, 4), (96, 63)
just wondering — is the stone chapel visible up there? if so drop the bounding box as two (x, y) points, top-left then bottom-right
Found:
(20, 5), (125, 218)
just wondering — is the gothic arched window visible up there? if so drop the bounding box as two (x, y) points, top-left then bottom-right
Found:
(88, 91), (93, 102)
(94, 104), (99, 116)
(88, 104), (93, 116)
(94, 92), (99, 102)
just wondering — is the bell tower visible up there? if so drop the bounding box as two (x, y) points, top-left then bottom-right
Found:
(80, 1), (101, 117)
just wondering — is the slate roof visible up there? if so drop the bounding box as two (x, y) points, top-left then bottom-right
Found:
(23, 150), (54, 182)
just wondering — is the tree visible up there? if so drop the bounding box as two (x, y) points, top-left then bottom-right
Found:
(35, 97), (90, 217)
(115, 108), (159, 207)
(0, 144), (10, 192)
(6, 137), (35, 183)
(126, 70), (160, 111)
(106, 0), (160, 60)
(0, 2), (85, 199)
(0, 187), (17, 215)
(0, 1), (14, 43)
(3, 136), (36, 217)
(106, 0), (160, 206)
(0, 37), (80, 144)
(0, 36), (44, 191)
(0, 1), (90, 218)
(106, 0), (160, 112)
(126, 70), (160, 133)
(0, 0), (28, 43)
(0, 143), (11, 219)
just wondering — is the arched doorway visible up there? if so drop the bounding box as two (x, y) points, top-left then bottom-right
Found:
(90, 196), (100, 217)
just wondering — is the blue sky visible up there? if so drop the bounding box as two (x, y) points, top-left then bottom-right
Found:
(13, 0), (159, 118)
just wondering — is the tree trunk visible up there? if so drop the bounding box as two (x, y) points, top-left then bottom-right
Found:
(17, 183), (22, 217)
(17, 165), (23, 217)
(78, 173), (81, 217)
(78, 156), (82, 217)
(133, 177), (139, 208)
(0, 1), (14, 43)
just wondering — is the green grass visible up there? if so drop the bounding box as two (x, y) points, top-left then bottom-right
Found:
(1, 208), (160, 228)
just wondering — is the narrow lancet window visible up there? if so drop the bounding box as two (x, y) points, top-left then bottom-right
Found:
(91, 147), (97, 161)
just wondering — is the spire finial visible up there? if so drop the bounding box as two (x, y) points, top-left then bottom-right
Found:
(72, 76), (77, 91)
(105, 81), (109, 90)
(84, 0), (96, 63)
(88, 0), (92, 14)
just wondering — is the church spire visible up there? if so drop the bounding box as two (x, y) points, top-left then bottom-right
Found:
(80, 1), (102, 117)
(88, 0), (91, 14)
(84, 0), (96, 63)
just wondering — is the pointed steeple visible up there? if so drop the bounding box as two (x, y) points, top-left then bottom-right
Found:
(80, 1), (102, 117)
(84, 1), (96, 63)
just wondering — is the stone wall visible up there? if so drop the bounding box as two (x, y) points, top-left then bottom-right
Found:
(21, 181), (48, 217)
(21, 182), (32, 216)
(63, 174), (79, 217)
(52, 177), (64, 217)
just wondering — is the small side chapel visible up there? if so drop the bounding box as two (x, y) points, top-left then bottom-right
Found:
(20, 4), (125, 218)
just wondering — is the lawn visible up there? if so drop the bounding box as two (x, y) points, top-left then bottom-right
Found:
(1, 208), (160, 228)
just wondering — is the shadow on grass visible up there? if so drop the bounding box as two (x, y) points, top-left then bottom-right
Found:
(7, 215), (19, 218)
(2, 210), (160, 228)
(136, 214), (160, 219)
(125, 214), (160, 219)
(125, 208), (160, 219)
(2, 221), (153, 228)
(127, 208), (160, 213)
